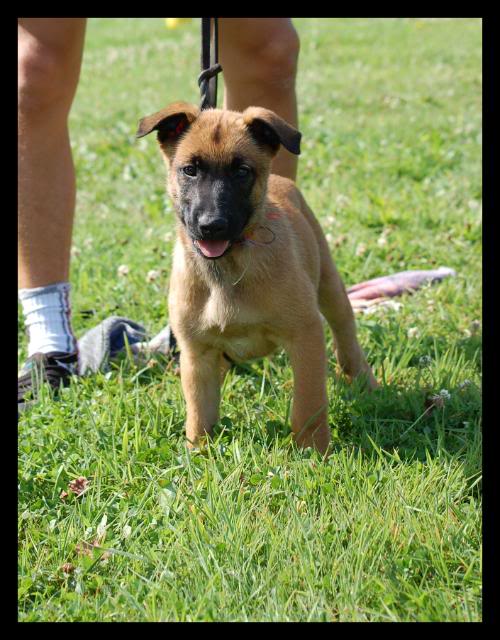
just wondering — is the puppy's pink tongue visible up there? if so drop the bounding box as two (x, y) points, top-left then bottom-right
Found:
(196, 240), (230, 258)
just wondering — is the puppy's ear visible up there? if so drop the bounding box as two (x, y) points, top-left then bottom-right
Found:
(243, 106), (301, 156)
(136, 102), (199, 145)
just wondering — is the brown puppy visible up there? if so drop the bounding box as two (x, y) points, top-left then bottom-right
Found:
(137, 102), (377, 454)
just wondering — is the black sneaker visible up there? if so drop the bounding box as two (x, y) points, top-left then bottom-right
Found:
(18, 351), (79, 410)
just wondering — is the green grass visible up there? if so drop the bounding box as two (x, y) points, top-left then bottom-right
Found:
(18, 18), (482, 622)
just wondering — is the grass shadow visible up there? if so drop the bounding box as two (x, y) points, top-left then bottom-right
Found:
(56, 331), (481, 483)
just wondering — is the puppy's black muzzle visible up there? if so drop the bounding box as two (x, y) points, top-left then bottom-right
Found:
(198, 215), (229, 240)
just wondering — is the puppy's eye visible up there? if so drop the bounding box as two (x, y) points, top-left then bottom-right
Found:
(183, 165), (197, 177)
(235, 164), (251, 178)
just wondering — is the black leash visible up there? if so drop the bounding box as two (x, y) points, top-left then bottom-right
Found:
(198, 17), (223, 110)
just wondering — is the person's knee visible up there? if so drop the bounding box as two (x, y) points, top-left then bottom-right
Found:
(259, 30), (300, 90)
(18, 40), (76, 118)
(227, 23), (300, 91)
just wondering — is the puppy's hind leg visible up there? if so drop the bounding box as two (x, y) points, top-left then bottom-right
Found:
(317, 246), (378, 389)
(295, 192), (377, 388)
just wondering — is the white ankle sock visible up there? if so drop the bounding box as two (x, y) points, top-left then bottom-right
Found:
(19, 282), (78, 357)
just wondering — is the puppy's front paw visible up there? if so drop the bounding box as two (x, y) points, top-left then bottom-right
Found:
(294, 422), (331, 456)
(185, 424), (213, 450)
(361, 367), (379, 391)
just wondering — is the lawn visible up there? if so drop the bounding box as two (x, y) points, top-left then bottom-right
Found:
(18, 18), (482, 622)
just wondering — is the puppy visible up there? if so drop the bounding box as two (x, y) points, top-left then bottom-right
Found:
(137, 102), (377, 454)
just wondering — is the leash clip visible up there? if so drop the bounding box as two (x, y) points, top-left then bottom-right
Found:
(198, 63), (223, 110)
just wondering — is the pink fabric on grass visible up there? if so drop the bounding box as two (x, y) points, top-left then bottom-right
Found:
(346, 267), (455, 309)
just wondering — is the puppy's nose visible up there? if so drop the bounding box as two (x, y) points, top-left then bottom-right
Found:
(198, 216), (228, 238)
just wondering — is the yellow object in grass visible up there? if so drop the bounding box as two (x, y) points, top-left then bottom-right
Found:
(165, 18), (193, 29)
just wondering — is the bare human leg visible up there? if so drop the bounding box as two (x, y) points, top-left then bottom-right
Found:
(219, 18), (300, 182)
(18, 18), (87, 289)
